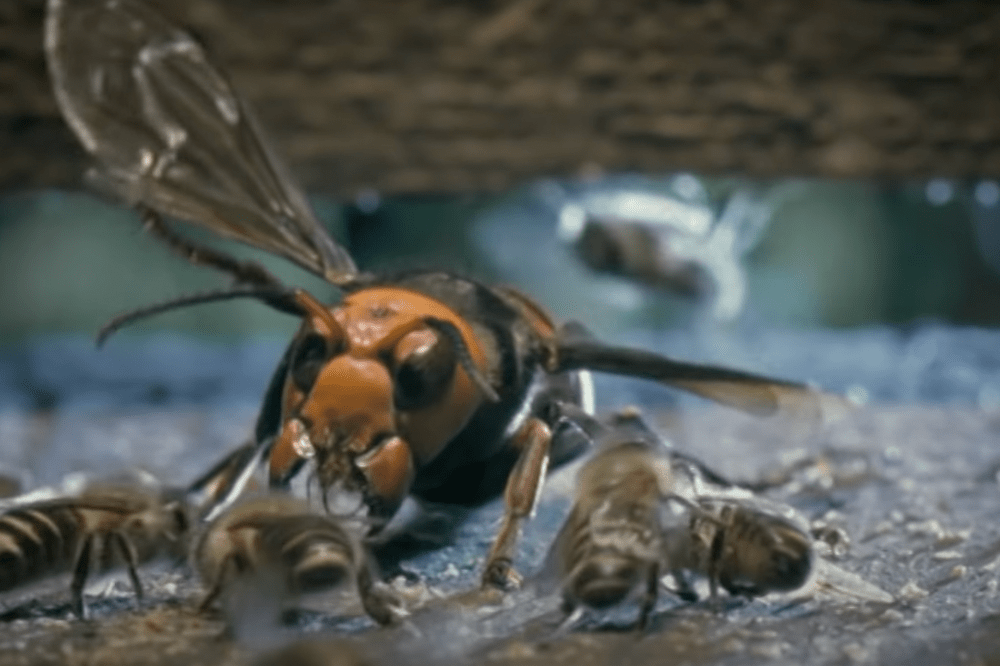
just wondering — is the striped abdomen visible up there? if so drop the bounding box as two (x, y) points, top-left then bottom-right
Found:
(0, 502), (85, 591)
(0, 484), (188, 615)
(559, 446), (665, 613)
(258, 513), (357, 593)
(712, 504), (813, 597)
(561, 496), (663, 610)
(194, 494), (402, 626)
(194, 495), (361, 606)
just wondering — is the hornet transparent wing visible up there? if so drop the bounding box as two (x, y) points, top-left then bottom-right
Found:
(44, 0), (358, 284)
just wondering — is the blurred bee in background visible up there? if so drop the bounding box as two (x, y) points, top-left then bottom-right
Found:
(193, 494), (404, 628)
(554, 180), (780, 323)
(0, 476), (190, 618)
(45, 0), (827, 590)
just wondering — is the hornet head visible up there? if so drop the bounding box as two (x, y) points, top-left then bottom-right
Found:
(268, 288), (498, 527)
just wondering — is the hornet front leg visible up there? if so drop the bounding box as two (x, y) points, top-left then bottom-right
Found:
(482, 416), (552, 590)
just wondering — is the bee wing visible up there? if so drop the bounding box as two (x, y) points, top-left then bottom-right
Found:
(806, 558), (895, 604)
(189, 442), (272, 523)
(530, 505), (580, 598)
(555, 338), (845, 419)
(44, 0), (357, 284)
(0, 486), (65, 513)
(185, 441), (263, 521)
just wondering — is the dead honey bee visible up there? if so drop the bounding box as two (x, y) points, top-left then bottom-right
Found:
(667, 496), (898, 606)
(664, 497), (814, 602)
(0, 479), (189, 618)
(193, 494), (404, 626)
(45, 0), (827, 590)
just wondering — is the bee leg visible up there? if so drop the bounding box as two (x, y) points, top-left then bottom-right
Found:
(69, 535), (95, 620)
(707, 529), (725, 602)
(197, 580), (223, 613)
(110, 532), (144, 607)
(671, 569), (699, 603)
(554, 599), (585, 636)
(482, 417), (553, 590)
(198, 553), (243, 612)
(355, 561), (407, 626)
(637, 561), (660, 631)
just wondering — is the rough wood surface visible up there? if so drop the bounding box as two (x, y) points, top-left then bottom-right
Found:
(2, 0), (999, 196)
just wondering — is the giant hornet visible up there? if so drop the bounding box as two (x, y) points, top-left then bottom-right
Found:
(44, 0), (826, 589)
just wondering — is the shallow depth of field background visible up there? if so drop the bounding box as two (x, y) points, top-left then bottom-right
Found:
(2, 1), (1000, 662)
(2, 177), (1000, 344)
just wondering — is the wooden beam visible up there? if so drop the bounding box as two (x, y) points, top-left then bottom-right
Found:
(2, 0), (998, 196)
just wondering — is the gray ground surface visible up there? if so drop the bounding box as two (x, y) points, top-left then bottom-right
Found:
(0, 330), (999, 664)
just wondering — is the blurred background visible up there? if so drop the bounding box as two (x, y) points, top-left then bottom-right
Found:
(4, 176), (1000, 341)
(3, 176), (1000, 417)
(3, 0), (998, 338)
(0, 0), (998, 473)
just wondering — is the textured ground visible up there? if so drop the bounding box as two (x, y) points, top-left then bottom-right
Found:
(0, 329), (999, 665)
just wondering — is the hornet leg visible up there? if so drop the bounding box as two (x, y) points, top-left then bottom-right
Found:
(482, 417), (552, 590)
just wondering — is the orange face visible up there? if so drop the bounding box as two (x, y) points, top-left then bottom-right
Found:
(268, 287), (494, 522)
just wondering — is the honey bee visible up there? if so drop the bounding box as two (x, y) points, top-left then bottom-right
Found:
(0, 479), (190, 618)
(545, 409), (836, 628)
(663, 497), (814, 602)
(545, 410), (681, 629)
(193, 494), (404, 627)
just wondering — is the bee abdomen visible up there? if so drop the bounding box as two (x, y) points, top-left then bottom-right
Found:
(268, 518), (357, 594)
(0, 506), (79, 590)
(290, 542), (353, 593)
(566, 551), (645, 609)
